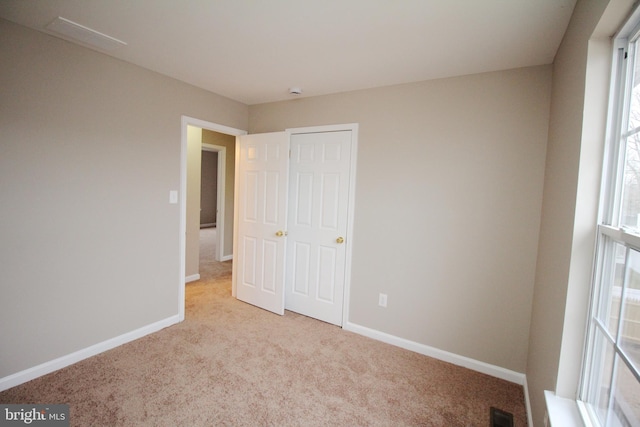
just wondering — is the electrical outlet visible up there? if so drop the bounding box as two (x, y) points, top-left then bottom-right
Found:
(378, 293), (387, 307)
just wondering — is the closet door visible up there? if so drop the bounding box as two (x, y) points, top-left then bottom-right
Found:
(234, 132), (289, 315)
(285, 131), (352, 326)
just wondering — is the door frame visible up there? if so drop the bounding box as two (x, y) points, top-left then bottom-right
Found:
(231, 123), (358, 327)
(179, 115), (246, 321)
(201, 143), (227, 261)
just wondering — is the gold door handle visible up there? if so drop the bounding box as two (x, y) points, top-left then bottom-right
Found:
(276, 230), (286, 237)
(336, 237), (345, 244)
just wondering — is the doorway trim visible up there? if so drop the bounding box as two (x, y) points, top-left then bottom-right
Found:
(179, 116), (246, 321)
(201, 143), (227, 261)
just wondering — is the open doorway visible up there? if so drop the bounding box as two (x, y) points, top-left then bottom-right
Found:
(196, 140), (230, 280)
(179, 116), (246, 321)
(199, 148), (219, 230)
(198, 141), (228, 261)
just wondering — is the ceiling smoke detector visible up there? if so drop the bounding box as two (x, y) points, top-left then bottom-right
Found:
(289, 87), (303, 95)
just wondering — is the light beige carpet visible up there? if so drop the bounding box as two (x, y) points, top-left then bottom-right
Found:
(198, 226), (232, 280)
(0, 229), (528, 426)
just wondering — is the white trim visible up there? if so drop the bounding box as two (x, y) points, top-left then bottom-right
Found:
(180, 116), (246, 320)
(231, 138), (240, 298)
(524, 377), (534, 427)
(544, 390), (585, 427)
(577, 400), (598, 427)
(185, 274), (200, 283)
(343, 321), (526, 385)
(599, 223), (640, 249)
(285, 124), (359, 327)
(220, 254), (233, 262)
(183, 117), (246, 138)
(217, 148), (226, 259)
(202, 143), (227, 261)
(179, 118), (188, 321)
(0, 315), (180, 392)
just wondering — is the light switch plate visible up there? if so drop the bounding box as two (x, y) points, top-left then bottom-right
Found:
(379, 293), (387, 307)
(169, 190), (178, 204)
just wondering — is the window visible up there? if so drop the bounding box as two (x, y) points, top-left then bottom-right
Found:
(580, 12), (640, 427)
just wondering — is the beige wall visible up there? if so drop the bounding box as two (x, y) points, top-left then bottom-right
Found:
(526, 0), (634, 425)
(250, 65), (552, 373)
(0, 18), (248, 378)
(201, 130), (236, 259)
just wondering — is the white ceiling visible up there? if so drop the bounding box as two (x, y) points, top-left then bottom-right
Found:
(0, 0), (577, 105)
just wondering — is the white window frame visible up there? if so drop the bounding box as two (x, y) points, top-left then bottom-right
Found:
(579, 8), (640, 427)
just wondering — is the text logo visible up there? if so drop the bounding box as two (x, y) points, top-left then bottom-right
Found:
(0, 405), (69, 427)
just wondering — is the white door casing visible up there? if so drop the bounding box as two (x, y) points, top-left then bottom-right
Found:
(285, 130), (353, 326)
(233, 132), (289, 314)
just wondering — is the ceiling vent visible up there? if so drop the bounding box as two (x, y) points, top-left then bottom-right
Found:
(45, 17), (127, 51)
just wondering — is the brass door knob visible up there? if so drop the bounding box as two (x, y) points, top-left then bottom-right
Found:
(275, 230), (284, 237)
(336, 236), (345, 244)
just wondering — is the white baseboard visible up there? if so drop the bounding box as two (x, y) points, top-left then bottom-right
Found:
(524, 376), (534, 427)
(185, 274), (200, 283)
(0, 315), (180, 392)
(220, 255), (233, 262)
(343, 321), (526, 385)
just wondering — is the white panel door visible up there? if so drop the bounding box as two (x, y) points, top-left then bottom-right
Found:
(285, 131), (352, 325)
(235, 132), (288, 315)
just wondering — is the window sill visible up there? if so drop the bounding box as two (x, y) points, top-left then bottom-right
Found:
(544, 391), (585, 426)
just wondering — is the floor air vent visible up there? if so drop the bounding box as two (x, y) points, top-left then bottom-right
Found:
(490, 407), (514, 427)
